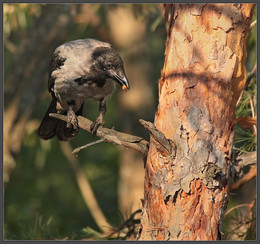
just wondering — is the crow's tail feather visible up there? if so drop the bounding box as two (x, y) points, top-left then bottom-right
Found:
(38, 98), (59, 140)
(38, 99), (84, 141)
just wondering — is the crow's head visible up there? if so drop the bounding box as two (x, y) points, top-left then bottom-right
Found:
(92, 47), (130, 91)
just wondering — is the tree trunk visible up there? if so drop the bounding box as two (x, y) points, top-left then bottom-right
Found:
(138, 3), (254, 240)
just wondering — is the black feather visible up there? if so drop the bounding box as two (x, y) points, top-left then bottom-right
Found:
(48, 52), (66, 93)
(38, 98), (58, 140)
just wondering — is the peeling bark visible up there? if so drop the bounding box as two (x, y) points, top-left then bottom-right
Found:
(138, 3), (254, 240)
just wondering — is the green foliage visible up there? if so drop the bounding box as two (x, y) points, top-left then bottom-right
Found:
(4, 215), (65, 240)
(4, 4), (43, 39)
(234, 73), (256, 152)
(81, 227), (105, 240)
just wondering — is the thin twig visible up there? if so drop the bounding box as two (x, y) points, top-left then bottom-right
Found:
(235, 151), (257, 168)
(236, 63), (256, 107)
(230, 165), (256, 192)
(49, 113), (149, 156)
(225, 203), (252, 216)
(4, 37), (17, 53)
(60, 141), (112, 232)
(73, 139), (105, 154)
(246, 92), (255, 119)
(233, 147), (253, 154)
(245, 63), (256, 90)
(250, 19), (256, 30)
(245, 91), (257, 136)
(102, 209), (142, 239)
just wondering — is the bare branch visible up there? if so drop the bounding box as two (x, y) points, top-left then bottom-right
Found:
(60, 142), (112, 232)
(245, 91), (256, 135)
(245, 63), (256, 89)
(236, 63), (256, 107)
(230, 151), (256, 192)
(139, 119), (174, 155)
(236, 151), (256, 168)
(102, 209), (141, 239)
(49, 113), (149, 156)
(230, 165), (256, 192)
(225, 203), (252, 216)
(250, 19), (256, 30)
(73, 139), (105, 154)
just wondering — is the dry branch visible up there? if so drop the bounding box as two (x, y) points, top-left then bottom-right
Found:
(250, 19), (256, 30)
(231, 151), (256, 192)
(234, 151), (256, 171)
(60, 142), (112, 232)
(73, 139), (105, 153)
(236, 63), (256, 107)
(225, 203), (253, 216)
(230, 165), (256, 192)
(49, 113), (149, 156)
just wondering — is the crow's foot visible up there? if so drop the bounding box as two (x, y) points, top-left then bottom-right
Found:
(90, 115), (105, 135)
(67, 107), (78, 129)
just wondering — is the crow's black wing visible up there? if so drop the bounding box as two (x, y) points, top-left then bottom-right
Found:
(48, 51), (66, 94)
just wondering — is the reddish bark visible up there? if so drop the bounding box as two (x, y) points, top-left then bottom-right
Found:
(138, 3), (254, 240)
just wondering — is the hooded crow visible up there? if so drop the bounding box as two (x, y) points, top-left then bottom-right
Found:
(38, 38), (130, 141)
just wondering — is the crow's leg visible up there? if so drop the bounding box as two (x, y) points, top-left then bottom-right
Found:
(67, 103), (78, 129)
(90, 98), (106, 135)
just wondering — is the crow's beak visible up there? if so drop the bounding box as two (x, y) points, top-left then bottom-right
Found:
(111, 70), (130, 91)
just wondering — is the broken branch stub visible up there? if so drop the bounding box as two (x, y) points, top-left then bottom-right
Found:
(139, 119), (175, 157)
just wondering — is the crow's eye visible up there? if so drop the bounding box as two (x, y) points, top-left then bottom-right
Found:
(107, 62), (112, 69)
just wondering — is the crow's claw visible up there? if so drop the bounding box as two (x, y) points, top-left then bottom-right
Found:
(90, 122), (100, 135)
(90, 116), (105, 135)
(67, 107), (78, 129)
